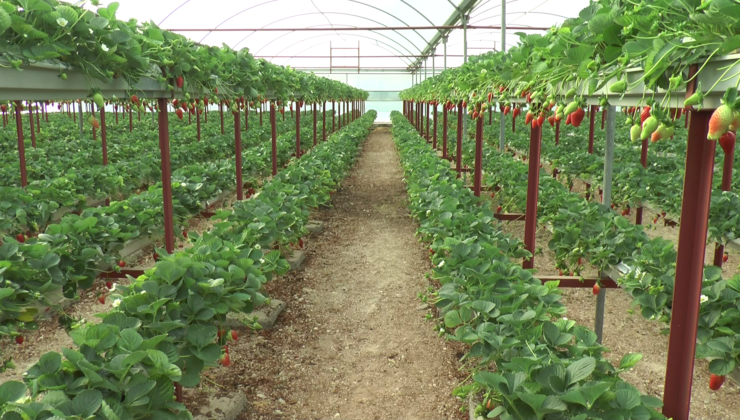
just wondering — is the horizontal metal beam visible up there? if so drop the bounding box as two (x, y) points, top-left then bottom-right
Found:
(536, 277), (619, 289)
(166, 25), (546, 32)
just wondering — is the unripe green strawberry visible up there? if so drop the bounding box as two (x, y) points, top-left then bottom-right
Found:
(565, 88), (576, 98)
(665, 126), (675, 138)
(92, 93), (105, 109)
(626, 117), (633, 126)
(641, 116), (659, 140)
(609, 80), (627, 94)
(708, 104), (734, 140)
(564, 101), (578, 115)
(684, 90), (704, 108)
(728, 111), (740, 132)
(630, 124), (641, 142)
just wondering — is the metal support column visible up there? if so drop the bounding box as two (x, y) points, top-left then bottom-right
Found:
(156, 98), (175, 254)
(595, 106), (616, 344)
(78, 101), (83, 138)
(456, 101), (463, 174)
(296, 101), (301, 158)
(522, 124), (543, 269)
(313, 103), (317, 146)
(635, 138), (649, 225)
(234, 108), (244, 200)
(443, 104), (448, 158)
(473, 115), (483, 197)
(271, 103), (278, 176)
(15, 102), (28, 187)
(322, 102), (327, 141)
(433, 103), (438, 149)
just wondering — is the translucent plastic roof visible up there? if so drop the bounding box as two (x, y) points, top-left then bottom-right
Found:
(102, 0), (590, 72)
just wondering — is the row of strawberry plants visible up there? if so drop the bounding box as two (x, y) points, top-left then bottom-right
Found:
(0, 112), (319, 339)
(449, 127), (740, 385)
(391, 111), (665, 420)
(0, 109), (326, 235)
(433, 109), (740, 248)
(0, 110), (376, 420)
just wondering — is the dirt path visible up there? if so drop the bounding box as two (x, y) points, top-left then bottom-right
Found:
(236, 127), (464, 420)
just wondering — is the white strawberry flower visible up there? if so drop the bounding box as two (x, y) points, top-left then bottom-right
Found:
(700, 294), (708, 304)
(56, 18), (68, 27)
(260, 259), (265, 264)
(112, 298), (122, 308)
(255, 244), (261, 250)
(438, 260), (445, 268)
(140, 290), (147, 294)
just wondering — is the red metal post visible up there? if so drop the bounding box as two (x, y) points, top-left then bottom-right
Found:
(432, 103), (438, 149)
(115, 105), (119, 125)
(425, 102), (430, 140)
(220, 101), (225, 135)
(489, 104), (492, 125)
(312, 103), (317, 146)
(271, 103), (278, 176)
(332, 101), (336, 132)
(157, 98), (175, 254)
(196, 106), (201, 141)
(601, 107), (606, 130)
(129, 106), (133, 132)
(29, 103), (36, 148)
(456, 101), (463, 174)
(588, 105), (596, 154)
(245, 105), (249, 131)
(442, 105), (448, 159)
(713, 144), (734, 266)
(234, 109), (244, 200)
(100, 107), (108, 166)
(15, 102), (28, 187)
(512, 108), (516, 133)
(322, 102), (326, 141)
(473, 115), (483, 197)
(635, 138), (649, 225)
(522, 124), (543, 269)
(296, 101), (301, 158)
(35, 102), (40, 133)
(555, 119), (560, 145)
(662, 109), (715, 420)
(259, 103), (263, 126)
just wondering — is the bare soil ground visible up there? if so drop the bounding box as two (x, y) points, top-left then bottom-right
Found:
(199, 127), (465, 420)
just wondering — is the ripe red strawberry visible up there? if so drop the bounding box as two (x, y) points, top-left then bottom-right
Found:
(231, 330), (238, 342)
(723, 253), (729, 263)
(15, 234), (25, 243)
(429, 248), (434, 254)
(15, 335), (24, 345)
(176, 76), (184, 88)
(491, 192), (495, 198)
(496, 206), (502, 213)
(653, 217), (659, 224)
(487, 92), (493, 102)
(298, 238), (304, 249)
(117, 260), (126, 268)
(220, 353), (231, 367)
(175, 109), (183, 120)
(89, 117), (100, 129)
(719, 131), (736, 154)
(640, 106), (651, 125)
(525, 111), (533, 125)
(592, 284), (601, 295)
(98, 295), (106, 304)
(559, 270), (564, 276)
(183, 230), (188, 239)
(537, 114), (545, 127)
(0, 104), (6, 112)
(473, 111), (479, 119)
(131, 95), (139, 105)
(513, 108), (521, 119)
(571, 108), (586, 127)
(708, 105), (734, 140)
(709, 374), (725, 391)
(105, 281), (113, 289)
(503, 106), (511, 116)
(153, 252), (159, 262)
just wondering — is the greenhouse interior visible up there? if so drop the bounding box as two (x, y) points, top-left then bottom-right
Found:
(1, 1), (740, 420)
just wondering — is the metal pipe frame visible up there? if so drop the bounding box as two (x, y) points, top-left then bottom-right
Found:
(313, 103), (318, 146)
(442, 104), (448, 158)
(295, 101), (301, 158)
(322, 101), (327, 141)
(432, 103), (438, 149)
(169, 25), (535, 32)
